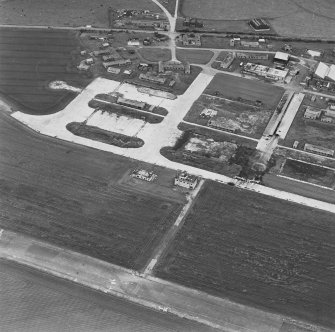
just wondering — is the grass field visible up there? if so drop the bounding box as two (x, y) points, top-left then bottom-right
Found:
(0, 112), (183, 270)
(205, 74), (284, 110)
(178, 0), (335, 39)
(66, 122), (145, 148)
(184, 94), (272, 139)
(0, 28), (92, 114)
(138, 47), (171, 62)
(155, 180), (335, 328)
(281, 158), (335, 188)
(176, 49), (213, 64)
(0, 0), (162, 27)
(282, 105), (335, 152)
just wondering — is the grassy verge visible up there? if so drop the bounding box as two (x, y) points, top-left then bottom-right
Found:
(66, 122), (144, 147)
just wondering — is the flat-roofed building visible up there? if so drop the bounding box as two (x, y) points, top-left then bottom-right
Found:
(102, 59), (131, 68)
(117, 96), (146, 109)
(158, 60), (190, 74)
(315, 62), (329, 79)
(243, 63), (288, 81)
(107, 67), (121, 74)
(174, 171), (198, 189)
(304, 143), (334, 157)
(181, 33), (201, 46)
(274, 51), (289, 68)
(304, 107), (321, 120)
(236, 52), (268, 60)
(139, 73), (166, 85)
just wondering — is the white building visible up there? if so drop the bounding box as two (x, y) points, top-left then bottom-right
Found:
(315, 62), (335, 81)
(303, 107), (321, 120)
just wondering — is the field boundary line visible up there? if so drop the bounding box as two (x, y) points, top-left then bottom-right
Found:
(277, 174), (334, 191)
(142, 178), (205, 276)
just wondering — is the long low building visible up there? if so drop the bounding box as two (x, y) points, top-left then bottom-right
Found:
(139, 73), (166, 85)
(236, 52), (269, 60)
(158, 60), (190, 74)
(304, 143), (334, 157)
(103, 59), (131, 68)
(117, 96), (146, 109)
(243, 63), (288, 81)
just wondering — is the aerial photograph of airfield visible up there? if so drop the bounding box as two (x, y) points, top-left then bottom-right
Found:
(0, 0), (335, 331)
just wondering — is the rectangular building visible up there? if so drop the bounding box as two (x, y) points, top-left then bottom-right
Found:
(103, 59), (131, 68)
(274, 52), (289, 68)
(117, 96), (146, 109)
(139, 73), (166, 85)
(174, 171), (198, 189)
(207, 119), (236, 133)
(303, 107), (321, 119)
(236, 52), (268, 60)
(304, 143), (334, 157)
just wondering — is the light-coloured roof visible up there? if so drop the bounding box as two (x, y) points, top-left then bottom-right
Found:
(274, 51), (289, 61)
(315, 62), (329, 79)
(327, 64), (335, 81)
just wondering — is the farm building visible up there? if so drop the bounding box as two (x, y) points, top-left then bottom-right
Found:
(242, 63), (288, 81)
(303, 107), (321, 120)
(207, 119), (236, 133)
(236, 52), (269, 60)
(117, 97), (146, 109)
(249, 18), (270, 31)
(93, 50), (110, 56)
(304, 143), (334, 157)
(241, 40), (259, 48)
(131, 169), (157, 182)
(181, 33), (201, 46)
(139, 73), (166, 85)
(107, 67), (121, 74)
(174, 171), (198, 189)
(273, 52), (289, 69)
(103, 59), (131, 68)
(127, 39), (140, 46)
(158, 60), (190, 74)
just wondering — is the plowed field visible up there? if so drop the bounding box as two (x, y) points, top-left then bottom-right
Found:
(155, 181), (335, 328)
(0, 113), (182, 270)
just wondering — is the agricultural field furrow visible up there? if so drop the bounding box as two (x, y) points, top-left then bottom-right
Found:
(155, 181), (335, 328)
(0, 113), (184, 270)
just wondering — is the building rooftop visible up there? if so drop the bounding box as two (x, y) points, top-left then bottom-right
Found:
(274, 51), (289, 61)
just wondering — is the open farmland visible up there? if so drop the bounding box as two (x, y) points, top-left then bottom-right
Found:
(178, 0), (335, 39)
(0, 112), (183, 270)
(155, 181), (335, 328)
(204, 74), (284, 110)
(0, 28), (92, 114)
(0, 0), (162, 27)
(176, 49), (214, 65)
(282, 104), (335, 152)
